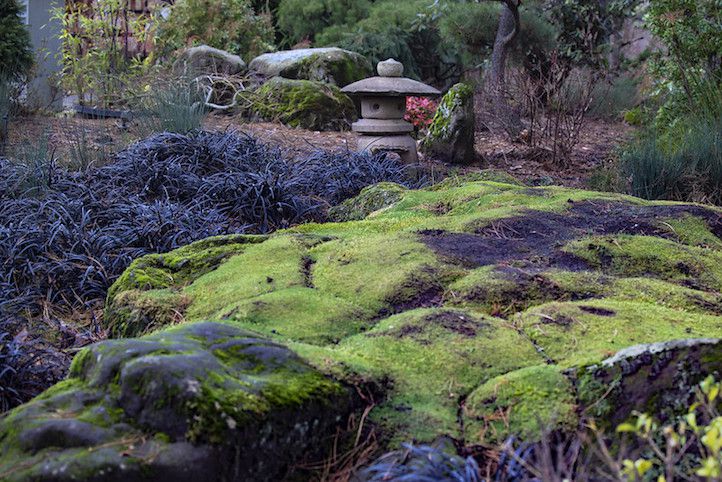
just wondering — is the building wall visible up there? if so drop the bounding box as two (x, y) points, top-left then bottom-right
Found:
(23, 0), (64, 110)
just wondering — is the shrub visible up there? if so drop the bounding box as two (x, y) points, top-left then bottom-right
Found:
(621, 112), (722, 204)
(134, 76), (208, 135)
(588, 75), (640, 120)
(155, 0), (275, 61)
(320, 0), (462, 85)
(276, 0), (371, 47)
(0, 0), (33, 80)
(645, 0), (722, 131)
(405, 96), (438, 133)
(53, 0), (154, 108)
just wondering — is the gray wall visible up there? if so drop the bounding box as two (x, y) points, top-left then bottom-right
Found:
(24, 0), (64, 110)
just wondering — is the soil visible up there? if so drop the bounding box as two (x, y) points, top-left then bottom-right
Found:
(420, 200), (722, 271)
(4, 110), (633, 189)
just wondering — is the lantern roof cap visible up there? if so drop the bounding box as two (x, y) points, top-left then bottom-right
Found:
(341, 59), (441, 97)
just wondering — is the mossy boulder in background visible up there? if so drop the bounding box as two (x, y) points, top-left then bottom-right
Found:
(174, 44), (246, 75)
(421, 83), (476, 164)
(248, 47), (372, 87)
(251, 76), (356, 130)
(0, 322), (355, 482)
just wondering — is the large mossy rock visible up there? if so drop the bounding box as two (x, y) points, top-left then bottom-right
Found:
(248, 47), (372, 87)
(6, 178), (722, 479)
(0, 322), (354, 481)
(251, 76), (356, 131)
(421, 83), (476, 164)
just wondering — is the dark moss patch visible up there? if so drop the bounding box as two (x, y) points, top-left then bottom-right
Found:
(579, 306), (616, 316)
(421, 201), (722, 273)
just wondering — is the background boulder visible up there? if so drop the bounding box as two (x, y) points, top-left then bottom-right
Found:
(421, 83), (476, 164)
(251, 76), (356, 130)
(248, 47), (372, 87)
(174, 45), (246, 76)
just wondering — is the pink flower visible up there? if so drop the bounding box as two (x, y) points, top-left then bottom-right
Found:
(405, 96), (438, 131)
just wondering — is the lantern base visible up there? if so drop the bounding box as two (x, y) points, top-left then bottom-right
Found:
(357, 135), (418, 164)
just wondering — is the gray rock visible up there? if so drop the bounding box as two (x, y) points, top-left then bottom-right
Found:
(575, 338), (722, 427)
(0, 322), (357, 482)
(421, 83), (476, 164)
(175, 45), (246, 76)
(248, 47), (372, 87)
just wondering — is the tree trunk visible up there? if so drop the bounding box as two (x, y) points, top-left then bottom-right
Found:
(489, 4), (517, 87)
(488, 0), (523, 138)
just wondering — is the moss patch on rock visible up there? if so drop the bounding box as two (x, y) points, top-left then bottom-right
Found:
(328, 182), (408, 222)
(421, 83), (476, 164)
(248, 47), (372, 87)
(0, 322), (353, 482)
(251, 76), (356, 131)
(464, 365), (578, 444)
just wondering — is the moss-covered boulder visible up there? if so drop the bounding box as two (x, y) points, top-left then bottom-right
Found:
(248, 47), (372, 87)
(0, 322), (354, 481)
(6, 178), (722, 479)
(251, 76), (356, 131)
(421, 83), (476, 164)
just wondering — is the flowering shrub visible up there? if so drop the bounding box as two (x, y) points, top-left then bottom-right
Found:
(405, 96), (438, 133)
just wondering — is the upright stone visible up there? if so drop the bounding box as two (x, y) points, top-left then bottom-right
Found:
(421, 83), (476, 164)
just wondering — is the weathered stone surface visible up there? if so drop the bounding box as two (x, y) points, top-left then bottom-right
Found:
(251, 77), (356, 131)
(174, 44), (246, 75)
(421, 83), (476, 164)
(575, 338), (722, 428)
(248, 47), (372, 87)
(6, 178), (722, 479)
(0, 322), (354, 481)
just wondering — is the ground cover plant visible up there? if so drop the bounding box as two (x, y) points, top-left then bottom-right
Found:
(0, 130), (424, 410)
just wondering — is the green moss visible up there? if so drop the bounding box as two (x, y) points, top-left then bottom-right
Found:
(429, 170), (525, 190)
(463, 365), (578, 444)
(658, 215), (722, 248)
(214, 287), (370, 345)
(294, 308), (543, 444)
(252, 77), (356, 131)
(328, 182), (408, 222)
(518, 300), (722, 366)
(564, 234), (722, 291)
(105, 289), (190, 338)
(447, 266), (596, 316)
(107, 234), (263, 303)
(183, 236), (310, 320)
(311, 232), (458, 315)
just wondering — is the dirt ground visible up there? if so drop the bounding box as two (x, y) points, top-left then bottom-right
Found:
(3, 110), (634, 188)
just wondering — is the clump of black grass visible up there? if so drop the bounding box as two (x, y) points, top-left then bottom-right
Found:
(0, 130), (426, 410)
(359, 443), (482, 481)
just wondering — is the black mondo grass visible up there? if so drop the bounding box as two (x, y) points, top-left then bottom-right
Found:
(0, 130), (426, 410)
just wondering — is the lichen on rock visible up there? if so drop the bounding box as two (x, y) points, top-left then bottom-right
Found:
(248, 47), (372, 87)
(421, 83), (476, 164)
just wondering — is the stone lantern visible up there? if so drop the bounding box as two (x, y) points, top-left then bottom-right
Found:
(341, 59), (440, 163)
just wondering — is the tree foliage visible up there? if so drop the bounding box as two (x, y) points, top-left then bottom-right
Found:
(0, 0), (33, 80)
(155, 0), (276, 60)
